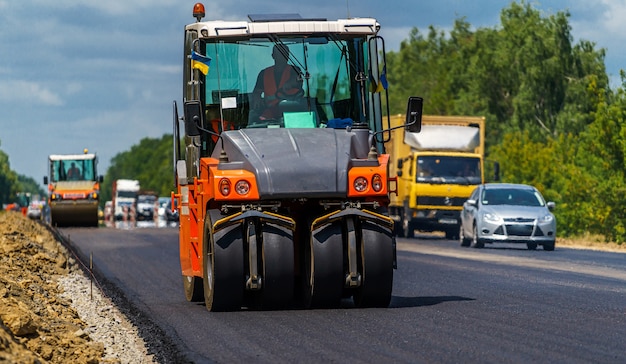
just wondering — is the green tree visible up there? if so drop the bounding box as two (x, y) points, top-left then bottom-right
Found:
(386, 1), (606, 145)
(100, 135), (175, 204)
(385, 1), (618, 242)
(0, 142), (19, 207)
(17, 175), (46, 199)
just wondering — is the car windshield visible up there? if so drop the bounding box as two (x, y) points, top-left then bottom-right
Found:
(481, 188), (545, 206)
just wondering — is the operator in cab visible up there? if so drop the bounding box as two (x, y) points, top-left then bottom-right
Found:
(250, 44), (304, 121)
(67, 162), (82, 180)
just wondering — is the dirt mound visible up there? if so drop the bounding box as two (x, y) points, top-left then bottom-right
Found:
(0, 211), (104, 363)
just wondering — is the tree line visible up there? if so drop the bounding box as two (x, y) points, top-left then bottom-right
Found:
(0, 145), (44, 207)
(386, 1), (625, 243)
(2, 1), (624, 243)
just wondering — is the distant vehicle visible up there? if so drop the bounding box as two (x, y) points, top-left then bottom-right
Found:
(135, 191), (158, 221)
(460, 183), (556, 250)
(103, 201), (113, 222)
(112, 179), (140, 221)
(27, 201), (44, 220)
(157, 197), (169, 219)
(44, 150), (103, 227)
(165, 199), (178, 222)
(388, 114), (499, 240)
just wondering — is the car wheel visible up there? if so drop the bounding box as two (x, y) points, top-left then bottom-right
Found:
(471, 223), (484, 249)
(460, 224), (471, 247)
(543, 240), (555, 251)
(526, 243), (537, 250)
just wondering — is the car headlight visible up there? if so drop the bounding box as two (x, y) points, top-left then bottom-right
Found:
(540, 214), (554, 223)
(482, 212), (502, 223)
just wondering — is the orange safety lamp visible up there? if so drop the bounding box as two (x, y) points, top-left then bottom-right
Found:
(193, 3), (205, 22)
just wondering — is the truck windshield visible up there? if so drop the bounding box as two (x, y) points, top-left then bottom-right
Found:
(50, 158), (96, 182)
(416, 156), (481, 185)
(199, 36), (373, 130)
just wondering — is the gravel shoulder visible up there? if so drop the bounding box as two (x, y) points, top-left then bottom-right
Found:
(0, 211), (155, 363)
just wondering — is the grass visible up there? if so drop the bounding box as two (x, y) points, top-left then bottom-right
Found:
(557, 233), (626, 253)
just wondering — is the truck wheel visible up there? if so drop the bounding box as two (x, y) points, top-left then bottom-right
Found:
(203, 210), (245, 311)
(445, 227), (459, 240)
(252, 223), (294, 309)
(183, 275), (203, 302)
(305, 221), (344, 308)
(353, 220), (393, 308)
(393, 208), (405, 237)
(402, 208), (415, 239)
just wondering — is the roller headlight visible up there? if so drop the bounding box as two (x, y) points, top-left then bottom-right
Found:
(353, 177), (368, 192)
(219, 178), (231, 196)
(372, 174), (383, 192)
(235, 180), (250, 195)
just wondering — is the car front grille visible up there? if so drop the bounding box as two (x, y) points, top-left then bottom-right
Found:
(503, 218), (535, 223)
(505, 224), (534, 237)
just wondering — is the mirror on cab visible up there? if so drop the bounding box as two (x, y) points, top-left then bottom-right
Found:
(405, 96), (423, 133)
(183, 100), (203, 136)
(493, 161), (501, 181)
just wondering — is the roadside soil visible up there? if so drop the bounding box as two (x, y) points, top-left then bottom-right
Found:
(0, 211), (153, 363)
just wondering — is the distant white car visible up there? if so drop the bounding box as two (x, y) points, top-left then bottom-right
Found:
(27, 201), (44, 220)
(103, 201), (113, 222)
(135, 194), (157, 221)
(157, 197), (169, 219)
(460, 183), (556, 251)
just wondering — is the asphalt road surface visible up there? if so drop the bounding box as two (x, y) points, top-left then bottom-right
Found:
(60, 226), (626, 364)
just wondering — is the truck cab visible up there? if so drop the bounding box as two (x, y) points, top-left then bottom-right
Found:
(389, 115), (498, 239)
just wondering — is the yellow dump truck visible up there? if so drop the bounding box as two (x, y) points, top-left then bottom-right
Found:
(389, 114), (498, 239)
(44, 150), (103, 227)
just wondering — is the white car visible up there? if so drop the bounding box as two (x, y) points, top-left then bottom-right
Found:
(157, 197), (169, 219)
(460, 183), (556, 250)
(27, 201), (44, 220)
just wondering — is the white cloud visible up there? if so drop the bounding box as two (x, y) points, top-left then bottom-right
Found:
(0, 81), (63, 106)
(25, 0), (179, 16)
(596, 1), (626, 41)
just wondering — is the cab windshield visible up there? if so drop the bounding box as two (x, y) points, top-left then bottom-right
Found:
(50, 158), (96, 182)
(416, 156), (481, 185)
(197, 36), (375, 130)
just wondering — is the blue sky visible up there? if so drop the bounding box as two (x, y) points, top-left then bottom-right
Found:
(1, 1), (624, 186)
